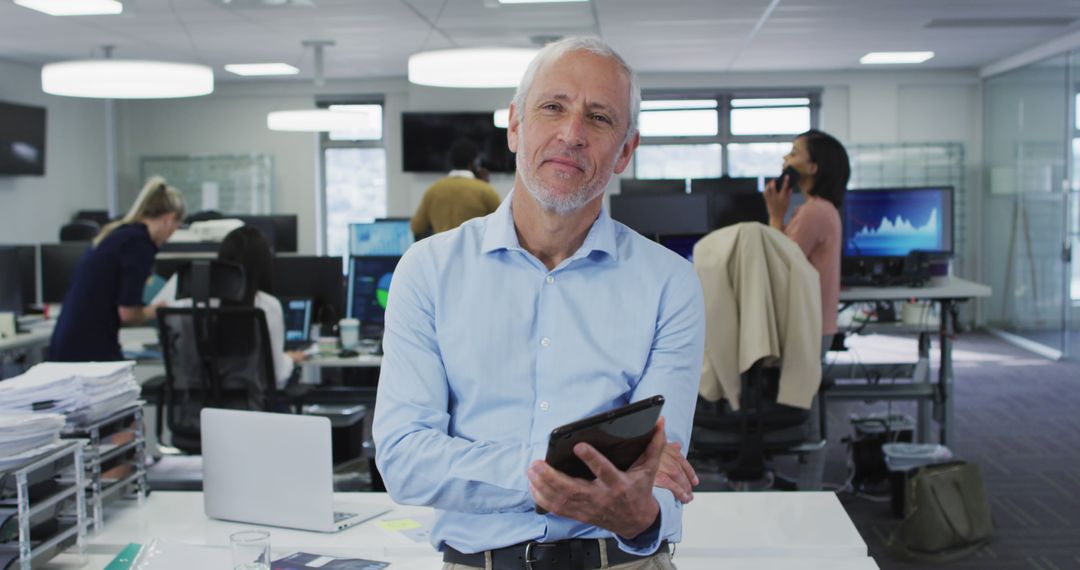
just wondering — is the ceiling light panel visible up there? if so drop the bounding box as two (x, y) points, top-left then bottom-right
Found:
(859, 51), (935, 65)
(497, 0), (588, 4)
(224, 63), (300, 76)
(14, 0), (123, 16)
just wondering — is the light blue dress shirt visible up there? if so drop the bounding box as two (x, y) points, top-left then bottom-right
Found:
(373, 192), (705, 556)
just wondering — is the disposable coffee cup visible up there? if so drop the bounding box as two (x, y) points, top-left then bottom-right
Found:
(339, 318), (360, 350)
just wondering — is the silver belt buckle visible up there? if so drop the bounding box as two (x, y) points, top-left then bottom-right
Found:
(523, 541), (554, 570)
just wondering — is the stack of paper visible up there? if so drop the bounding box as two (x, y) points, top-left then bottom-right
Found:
(0, 412), (65, 470)
(0, 361), (139, 427)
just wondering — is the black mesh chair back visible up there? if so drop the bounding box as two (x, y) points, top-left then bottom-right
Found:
(59, 220), (100, 242)
(157, 307), (279, 453)
(156, 259), (278, 454)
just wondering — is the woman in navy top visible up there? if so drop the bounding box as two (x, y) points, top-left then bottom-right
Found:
(48, 177), (186, 362)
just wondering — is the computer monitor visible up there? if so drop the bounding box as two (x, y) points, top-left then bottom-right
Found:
(658, 234), (705, 263)
(0, 247), (23, 314)
(346, 256), (401, 335)
(271, 256), (344, 326)
(619, 179), (686, 195)
(235, 215), (298, 253)
(153, 253), (215, 279)
(842, 187), (954, 258)
(690, 177), (759, 194)
(40, 243), (87, 304)
(349, 219), (414, 256)
(281, 297), (313, 344)
(609, 193), (711, 237)
(708, 190), (768, 230)
(14, 245), (37, 307)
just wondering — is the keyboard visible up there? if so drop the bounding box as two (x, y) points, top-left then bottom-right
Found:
(333, 511), (357, 522)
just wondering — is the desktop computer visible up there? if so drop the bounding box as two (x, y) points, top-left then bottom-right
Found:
(272, 256), (344, 327)
(346, 255), (401, 338)
(619, 178), (686, 195)
(0, 247), (23, 315)
(349, 219), (413, 256)
(41, 243), (88, 304)
(609, 193), (710, 237)
(841, 187), (953, 287)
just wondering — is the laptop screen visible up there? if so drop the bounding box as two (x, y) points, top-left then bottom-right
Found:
(283, 297), (313, 342)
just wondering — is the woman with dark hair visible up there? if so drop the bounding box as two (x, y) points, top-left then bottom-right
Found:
(163, 226), (304, 387)
(763, 129), (850, 343)
(215, 226), (305, 389)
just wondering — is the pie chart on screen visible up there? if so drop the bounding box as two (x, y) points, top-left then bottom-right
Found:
(376, 273), (393, 308)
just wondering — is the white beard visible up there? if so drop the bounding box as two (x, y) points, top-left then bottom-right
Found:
(515, 132), (615, 215)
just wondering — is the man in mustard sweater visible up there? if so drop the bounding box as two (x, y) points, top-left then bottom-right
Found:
(411, 140), (502, 238)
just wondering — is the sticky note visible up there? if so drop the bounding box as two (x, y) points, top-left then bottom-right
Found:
(377, 518), (423, 531)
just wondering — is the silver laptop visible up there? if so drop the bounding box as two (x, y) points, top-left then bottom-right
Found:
(201, 408), (389, 532)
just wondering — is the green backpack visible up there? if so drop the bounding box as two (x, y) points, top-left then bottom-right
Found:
(887, 461), (995, 562)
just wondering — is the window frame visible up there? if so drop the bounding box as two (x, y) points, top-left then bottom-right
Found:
(317, 96), (386, 256)
(636, 89), (821, 177)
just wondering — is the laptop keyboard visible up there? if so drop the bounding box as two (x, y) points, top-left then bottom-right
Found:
(334, 511), (357, 522)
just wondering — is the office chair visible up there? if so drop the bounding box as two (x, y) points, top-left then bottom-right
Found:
(73, 210), (111, 227)
(690, 222), (827, 490)
(59, 219), (100, 242)
(154, 260), (283, 454)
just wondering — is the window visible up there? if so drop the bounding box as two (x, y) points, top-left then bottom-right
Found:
(319, 100), (387, 258)
(634, 92), (819, 181)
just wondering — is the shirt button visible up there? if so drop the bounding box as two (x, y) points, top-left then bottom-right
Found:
(540, 337), (551, 347)
(540, 401), (550, 411)
(546, 275), (555, 284)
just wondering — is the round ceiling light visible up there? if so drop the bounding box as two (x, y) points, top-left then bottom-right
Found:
(41, 60), (214, 99)
(408, 47), (538, 88)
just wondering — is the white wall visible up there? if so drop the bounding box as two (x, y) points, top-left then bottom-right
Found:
(0, 58), (108, 245)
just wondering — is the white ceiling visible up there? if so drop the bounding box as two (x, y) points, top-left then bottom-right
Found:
(1, 0), (1079, 82)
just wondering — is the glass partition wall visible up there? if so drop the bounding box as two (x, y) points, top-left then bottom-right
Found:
(983, 53), (1077, 358)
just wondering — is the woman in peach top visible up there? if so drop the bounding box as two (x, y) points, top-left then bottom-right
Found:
(763, 129), (850, 352)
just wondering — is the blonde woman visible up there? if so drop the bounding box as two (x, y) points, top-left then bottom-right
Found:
(49, 176), (185, 362)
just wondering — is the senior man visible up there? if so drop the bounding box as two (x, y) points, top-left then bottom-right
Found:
(374, 36), (703, 570)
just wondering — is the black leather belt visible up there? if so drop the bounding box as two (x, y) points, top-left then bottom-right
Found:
(443, 538), (668, 570)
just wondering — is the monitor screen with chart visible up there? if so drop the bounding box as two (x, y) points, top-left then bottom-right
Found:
(842, 187), (953, 258)
(346, 255), (401, 335)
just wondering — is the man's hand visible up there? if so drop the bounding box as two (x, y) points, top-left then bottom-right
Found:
(656, 441), (698, 503)
(527, 417), (668, 539)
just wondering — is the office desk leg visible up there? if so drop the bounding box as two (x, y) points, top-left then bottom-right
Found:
(939, 300), (957, 448)
(916, 332), (932, 443)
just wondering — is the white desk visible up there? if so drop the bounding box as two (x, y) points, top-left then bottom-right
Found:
(834, 277), (991, 446)
(45, 553), (880, 569)
(64, 491), (870, 563)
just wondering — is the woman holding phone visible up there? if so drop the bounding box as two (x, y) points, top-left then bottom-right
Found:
(763, 129), (850, 344)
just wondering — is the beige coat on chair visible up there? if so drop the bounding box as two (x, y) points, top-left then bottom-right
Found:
(693, 222), (822, 410)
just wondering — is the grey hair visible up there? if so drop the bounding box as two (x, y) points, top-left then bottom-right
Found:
(511, 36), (640, 144)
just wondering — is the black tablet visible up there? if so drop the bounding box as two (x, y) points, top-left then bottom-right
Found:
(544, 395), (665, 482)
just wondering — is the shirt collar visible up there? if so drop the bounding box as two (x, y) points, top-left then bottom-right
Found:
(447, 169), (475, 179)
(480, 191), (619, 262)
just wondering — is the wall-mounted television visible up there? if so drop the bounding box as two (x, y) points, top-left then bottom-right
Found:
(402, 112), (514, 173)
(0, 101), (46, 176)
